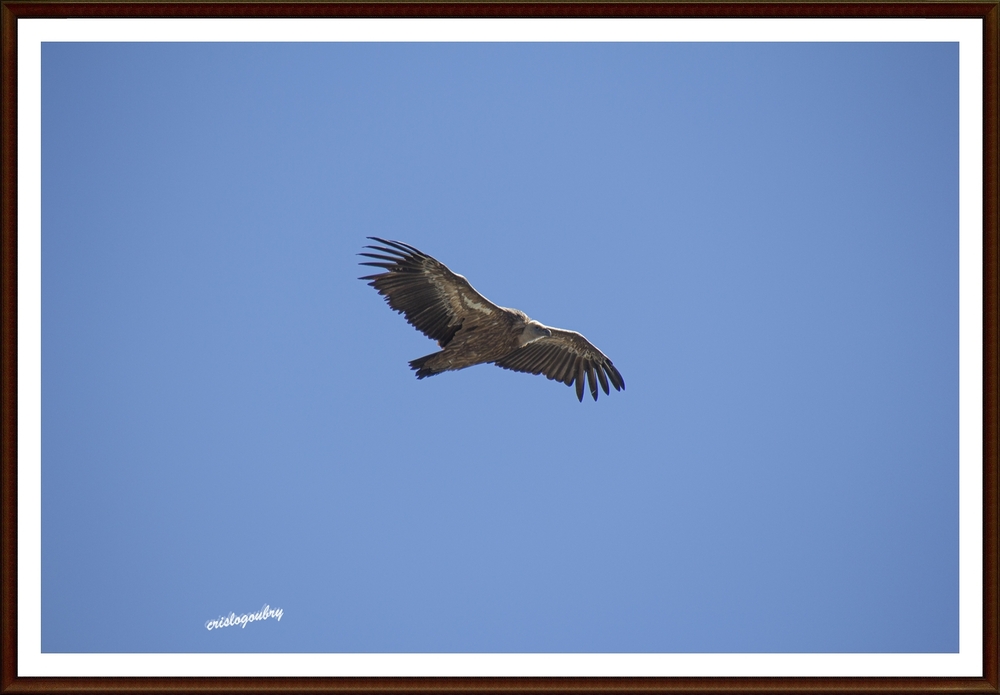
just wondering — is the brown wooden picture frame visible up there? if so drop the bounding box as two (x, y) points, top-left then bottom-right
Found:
(1, 3), (997, 693)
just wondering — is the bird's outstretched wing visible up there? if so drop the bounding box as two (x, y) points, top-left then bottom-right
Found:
(492, 328), (625, 401)
(359, 238), (504, 347)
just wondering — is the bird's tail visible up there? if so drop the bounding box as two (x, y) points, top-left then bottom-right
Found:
(409, 352), (447, 379)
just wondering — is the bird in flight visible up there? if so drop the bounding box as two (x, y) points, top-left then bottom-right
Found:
(359, 238), (624, 401)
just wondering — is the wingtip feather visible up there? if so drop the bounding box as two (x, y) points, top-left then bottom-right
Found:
(367, 237), (426, 258)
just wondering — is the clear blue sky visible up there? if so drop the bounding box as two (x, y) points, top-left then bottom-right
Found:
(40, 41), (958, 653)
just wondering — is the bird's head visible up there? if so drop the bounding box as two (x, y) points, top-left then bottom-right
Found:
(519, 321), (552, 346)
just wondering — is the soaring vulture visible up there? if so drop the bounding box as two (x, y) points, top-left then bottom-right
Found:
(359, 238), (624, 401)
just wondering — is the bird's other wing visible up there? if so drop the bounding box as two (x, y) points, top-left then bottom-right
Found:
(492, 327), (625, 401)
(359, 238), (505, 347)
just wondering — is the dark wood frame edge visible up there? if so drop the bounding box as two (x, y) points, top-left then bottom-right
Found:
(0, 2), (996, 693)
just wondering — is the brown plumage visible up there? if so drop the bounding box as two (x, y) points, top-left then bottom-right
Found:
(359, 238), (624, 401)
